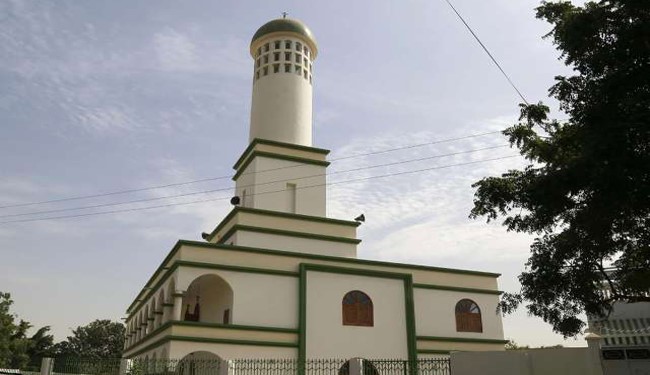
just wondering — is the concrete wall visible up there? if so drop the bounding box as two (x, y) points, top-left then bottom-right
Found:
(305, 271), (409, 359)
(451, 348), (603, 375)
(414, 289), (504, 340)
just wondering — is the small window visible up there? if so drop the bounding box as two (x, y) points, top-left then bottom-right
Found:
(310, 63), (313, 71)
(273, 64), (280, 73)
(274, 52), (280, 62)
(342, 291), (373, 326)
(304, 46), (308, 55)
(256, 47), (261, 56)
(264, 43), (269, 52)
(274, 41), (281, 49)
(255, 71), (260, 80)
(263, 66), (268, 76)
(455, 299), (483, 333)
(284, 64), (291, 73)
(223, 309), (231, 324)
(296, 42), (302, 51)
(309, 75), (312, 84)
(304, 70), (308, 79)
(295, 65), (301, 75)
(295, 54), (301, 63)
(304, 57), (308, 66)
(263, 55), (268, 64)
(285, 40), (291, 49)
(285, 52), (291, 61)
(256, 59), (260, 68)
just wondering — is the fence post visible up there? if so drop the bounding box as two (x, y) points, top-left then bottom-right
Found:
(40, 358), (53, 375)
(118, 358), (129, 375)
(585, 332), (604, 375)
(350, 358), (363, 375)
(219, 359), (230, 375)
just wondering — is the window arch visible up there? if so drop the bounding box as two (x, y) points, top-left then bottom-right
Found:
(455, 299), (482, 332)
(342, 291), (373, 327)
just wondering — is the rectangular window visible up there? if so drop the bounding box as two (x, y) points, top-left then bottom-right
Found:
(273, 64), (280, 73)
(223, 309), (230, 324)
(264, 43), (269, 52)
(286, 183), (296, 213)
(274, 41), (281, 49)
(263, 66), (268, 76)
(256, 59), (260, 68)
(274, 52), (280, 61)
(285, 40), (291, 49)
(256, 47), (261, 57)
(295, 65), (301, 75)
(255, 71), (260, 80)
(304, 57), (308, 66)
(285, 52), (291, 61)
(295, 54), (301, 63)
(304, 46), (308, 55)
(309, 75), (312, 84)
(263, 55), (269, 64)
(304, 70), (308, 79)
(296, 42), (301, 51)
(284, 64), (291, 73)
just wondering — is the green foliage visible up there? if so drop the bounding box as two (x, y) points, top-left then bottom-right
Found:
(471, 0), (650, 337)
(0, 292), (54, 368)
(53, 319), (125, 359)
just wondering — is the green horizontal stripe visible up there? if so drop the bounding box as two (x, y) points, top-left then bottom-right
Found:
(171, 320), (298, 333)
(220, 225), (362, 245)
(417, 349), (451, 355)
(206, 207), (359, 242)
(169, 335), (297, 348)
(417, 336), (509, 344)
(413, 283), (502, 295)
(233, 138), (330, 170)
(232, 151), (330, 181)
(176, 260), (299, 277)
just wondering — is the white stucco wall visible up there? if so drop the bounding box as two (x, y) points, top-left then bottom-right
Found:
(177, 267), (298, 329)
(305, 271), (409, 359)
(169, 341), (297, 359)
(250, 36), (314, 147)
(233, 231), (356, 257)
(241, 157), (326, 217)
(414, 288), (504, 340)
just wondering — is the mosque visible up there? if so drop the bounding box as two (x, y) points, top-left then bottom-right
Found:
(122, 17), (507, 362)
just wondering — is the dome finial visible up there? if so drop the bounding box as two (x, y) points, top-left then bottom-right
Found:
(282, 11), (288, 19)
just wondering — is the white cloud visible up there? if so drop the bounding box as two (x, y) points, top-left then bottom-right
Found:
(154, 28), (199, 72)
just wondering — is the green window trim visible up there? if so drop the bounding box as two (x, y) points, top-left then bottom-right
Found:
(219, 225), (362, 245)
(298, 263), (418, 364)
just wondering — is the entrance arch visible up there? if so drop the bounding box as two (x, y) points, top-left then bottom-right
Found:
(182, 274), (233, 324)
(177, 351), (223, 375)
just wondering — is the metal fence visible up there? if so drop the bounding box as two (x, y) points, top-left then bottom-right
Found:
(26, 358), (451, 375)
(363, 359), (451, 375)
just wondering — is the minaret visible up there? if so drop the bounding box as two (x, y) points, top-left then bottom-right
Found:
(207, 18), (361, 257)
(233, 17), (329, 216)
(249, 17), (317, 146)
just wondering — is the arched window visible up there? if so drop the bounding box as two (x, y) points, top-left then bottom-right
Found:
(342, 291), (373, 326)
(455, 299), (482, 332)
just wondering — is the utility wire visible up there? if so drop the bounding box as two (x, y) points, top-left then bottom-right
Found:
(0, 130), (501, 210)
(442, 0), (530, 105)
(0, 154), (518, 225)
(0, 145), (509, 219)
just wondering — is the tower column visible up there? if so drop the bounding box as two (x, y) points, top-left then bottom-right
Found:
(172, 293), (183, 321)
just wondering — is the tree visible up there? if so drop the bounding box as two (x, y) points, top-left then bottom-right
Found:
(53, 319), (125, 358)
(0, 292), (54, 368)
(470, 0), (650, 337)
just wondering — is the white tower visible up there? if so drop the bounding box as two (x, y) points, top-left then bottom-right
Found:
(233, 18), (329, 217)
(249, 18), (318, 146)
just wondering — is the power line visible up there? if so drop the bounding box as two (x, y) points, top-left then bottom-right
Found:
(0, 130), (502, 210)
(442, 0), (530, 105)
(0, 145), (509, 219)
(0, 154), (518, 225)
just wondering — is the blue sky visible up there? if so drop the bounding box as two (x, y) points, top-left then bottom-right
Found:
(0, 0), (584, 347)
